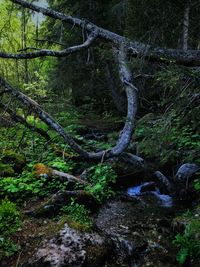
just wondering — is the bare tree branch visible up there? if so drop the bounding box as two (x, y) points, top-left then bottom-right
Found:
(0, 31), (98, 59)
(6, 0), (200, 66)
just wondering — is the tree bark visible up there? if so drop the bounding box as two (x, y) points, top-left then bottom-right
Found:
(105, 63), (126, 114)
(182, 4), (190, 50)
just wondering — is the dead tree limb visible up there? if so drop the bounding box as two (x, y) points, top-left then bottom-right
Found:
(34, 163), (87, 185)
(3, 0), (200, 66)
(0, 45), (139, 161)
(0, 102), (51, 141)
(0, 31), (98, 59)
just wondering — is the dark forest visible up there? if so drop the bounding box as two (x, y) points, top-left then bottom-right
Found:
(0, 1), (200, 266)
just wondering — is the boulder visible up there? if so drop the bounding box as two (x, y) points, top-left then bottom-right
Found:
(23, 223), (111, 267)
(175, 163), (199, 182)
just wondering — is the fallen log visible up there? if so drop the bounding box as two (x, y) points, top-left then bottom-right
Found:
(34, 163), (87, 185)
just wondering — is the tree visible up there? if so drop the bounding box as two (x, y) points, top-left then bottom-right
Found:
(0, 0), (200, 161)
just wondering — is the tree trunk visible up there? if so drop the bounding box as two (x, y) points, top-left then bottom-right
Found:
(105, 63), (126, 114)
(182, 5), (190, 50)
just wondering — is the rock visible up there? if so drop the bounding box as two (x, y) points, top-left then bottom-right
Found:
(175, 163), (199, 182)
(95, 200), (176, 266)
(23, 223), (111, 267)
(109, 153), (145, 186)
(154, 171), (173, 194)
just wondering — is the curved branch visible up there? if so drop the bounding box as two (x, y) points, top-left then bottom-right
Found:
(8, 0), (200, 66)
(0, 46), (138, 160)
(0, 31), (98, 59)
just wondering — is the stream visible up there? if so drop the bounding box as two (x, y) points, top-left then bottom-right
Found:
(127, 182), (173, 208)
(94, 181), (179, 267)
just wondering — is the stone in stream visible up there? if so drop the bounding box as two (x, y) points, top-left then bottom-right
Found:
(175, 163), (199, 182)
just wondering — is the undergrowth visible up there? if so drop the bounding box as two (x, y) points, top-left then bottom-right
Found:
(0, 199), (21, 259)
(173, 211), (200, 264)
(85, 163), (117, 203)
(60, 198), (93, 232)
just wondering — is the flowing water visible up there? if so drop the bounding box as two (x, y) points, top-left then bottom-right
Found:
(127, 182), (173, 208)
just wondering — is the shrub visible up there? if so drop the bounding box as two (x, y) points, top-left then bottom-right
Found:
(85, 163), (117, 203)
(173, 215), (200, 264)
(0, 199), (21, 259)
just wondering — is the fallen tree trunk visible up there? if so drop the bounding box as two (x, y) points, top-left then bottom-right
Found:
(2, 0), (200, 66)
(0, 46), (139, 161)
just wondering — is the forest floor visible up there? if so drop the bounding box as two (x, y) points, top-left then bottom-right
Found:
(0, 110), (200, 266)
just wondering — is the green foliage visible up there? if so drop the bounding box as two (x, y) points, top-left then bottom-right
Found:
(60, 198), (92, 231)
(0, 171), (46, 199)
(0, 199), (21, 259)
(85, 164), (117, 203)
(173, 213), (200, 264)
(24, 71), (48, 99)
(26, 116), (49, 131)
(0, 166), (69, 200)
(135, 110), (200, 165)
(194, 175), (200, 191)
(173, 224), (200, 264)
(47, 157), (73, 173)
(0, 163), (15, 177)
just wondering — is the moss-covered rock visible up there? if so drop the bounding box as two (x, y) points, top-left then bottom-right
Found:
(1, 150), (26, 173)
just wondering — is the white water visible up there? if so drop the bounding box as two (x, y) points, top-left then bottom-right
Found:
(127, 182), (173, 208)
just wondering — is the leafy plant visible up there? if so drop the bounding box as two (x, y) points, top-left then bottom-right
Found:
(85, 163), (117, 203)
(48, 157), (73, 173)
(193, 174), (200, 191)
(0, 167), (69, 200)
(60, 198), (92, 231)
(0, 199), (21, 259)
(0, 171), (45, 199)
(173, 217), (200, 264)
(135, 110), (200, 165)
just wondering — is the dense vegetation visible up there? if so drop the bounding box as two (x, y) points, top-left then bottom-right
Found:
(0, 0), (200, 266)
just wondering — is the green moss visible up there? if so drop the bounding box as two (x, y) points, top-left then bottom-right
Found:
(1, 150), (26, 172)
(0, 163), (15, 177)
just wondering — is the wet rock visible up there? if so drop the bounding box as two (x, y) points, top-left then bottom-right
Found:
(110, 153), (145, 186)
(95, 199), (176, 266)
(175, 163), (199, 182)
(154, 171), (173, 194)
(23, 223), (111, 267)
